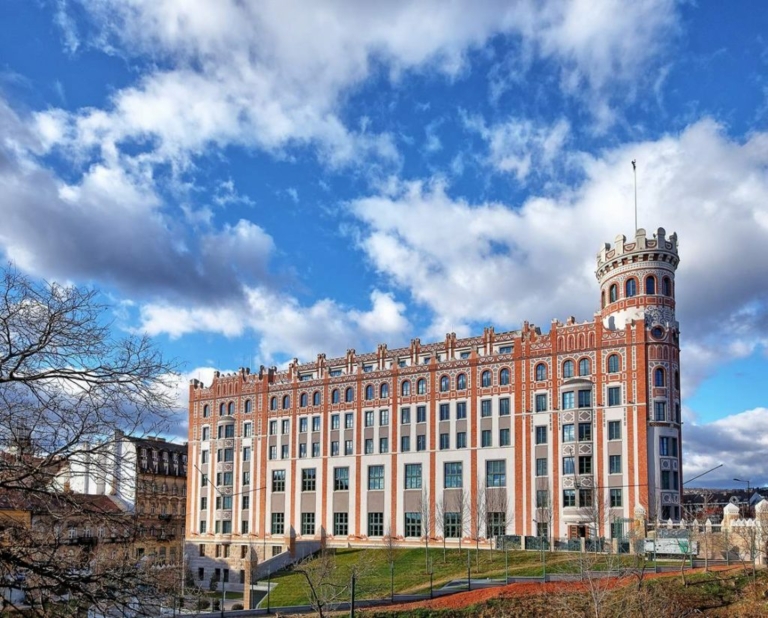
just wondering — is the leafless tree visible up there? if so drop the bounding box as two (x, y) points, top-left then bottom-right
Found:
(0, 266), (179, 616)
(435, 492), (447, 561)
(485, 488), (511, 551)
(472, 478), (486, 567)
(419, 484), (432, 570)
(293, 549), (370, 618)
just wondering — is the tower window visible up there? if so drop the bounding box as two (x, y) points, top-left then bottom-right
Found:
(645, 276), (656, 295)
(662, 276), (672, 296)
(609, 284), (618, 303)
(625, 278), (637, 298)
(654, 368), (665, 387)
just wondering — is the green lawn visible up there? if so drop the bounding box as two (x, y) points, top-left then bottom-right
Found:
(259, 547), (588, 608)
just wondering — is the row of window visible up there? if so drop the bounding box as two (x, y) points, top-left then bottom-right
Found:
(604, 274), (673, 306)
(561, 487), (624, 508)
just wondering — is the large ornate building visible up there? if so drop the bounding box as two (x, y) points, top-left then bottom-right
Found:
(185, 227), (682, 585)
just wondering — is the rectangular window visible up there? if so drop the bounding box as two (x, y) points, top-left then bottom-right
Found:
(417, 405), (426, 423)
(221, 521), (232, 534)
(562, 424), (575, 442)
(444, 462), (463, 488)
(272, 470), (285, 492)
(201, 474), (208, 487)
(579, 488), (593, 508)
(365, 411), (374, 427)
(579, 456), (592, 475)
(281, 444), (289, 459)
(499, 345), (513, 354)
(299, 443), (307, 458)
(282, 419), (290, 434)
(334, 513), (348, 536)
(610, 488), (623, 507)
(202, 427), (210, 441)
(200, 521), (207, 534)
(654, 401), (667, 422)
(302, 468), (316, 492)
(365, 438), (373, 454)
(608, 386), (621, 406)
(368, 512), (384, 537)
(269, 420), (277, 435)
(331, 441), (339, 456)
(400, 435), (410, 452)
(334, 467), (349, 491)
(456, 432), (467, 449)
(215, 495), (232, 510)
(481, 429), (492, 447)
(562, 391), (575, 409)
(368, 465), (384, 490)
(535, 426), (547, 444)
(200, 497), (208, 510)
(404, 512), (422, 538)
(416, 434), (426, 451)
(243, 422), (252, 437)
(578, 389), (592, 408)
(201, 450), (209, 464)
(456, 402), (467, 419)
(499, 397), (510, 416)
(536, 489), (549, 508)
(608, 420), (621, 440)
(344, 440), (353, 455)
(661, 470), (671, 490)
(404, 463), (422, 490)
(299, 418), (308, 433)
(331, 414), (340, 430)
(379, 437), (388, 453)
(563, 489), (576, 507)
(481, 399), (492, 417)
(444, 512), (461, 538)
(241, 521), (249, 534)
(671, 437), (678, 457)
(499, 428), (510, 446)
(578, 422), (592, 441)
(242, 495), (249, 510)
(301, 513), (315, 536)
(345, 413), (354, 429)
(439, 433), (449, 450)
(535, 393), (548, 412)
(379, 409), (389, 426)
(312, 442), (320, 457)
(609, 454), (622, 474)
(536, 458), (547, 476)
(439, 403), (450, 421)
(659, 436), (669, 456)
(486, 460), (506, 487)
(243, 446), (251, 461)
(311, 416), (320, 432)
(562, 456), (575, 475)
(401, 407), (411, 424)
(271, 513), (285, 535)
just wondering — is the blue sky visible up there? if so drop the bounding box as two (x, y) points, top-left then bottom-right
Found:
(1, 0), (767, 487)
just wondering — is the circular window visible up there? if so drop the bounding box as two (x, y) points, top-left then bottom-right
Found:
(651, 326), (664, 339)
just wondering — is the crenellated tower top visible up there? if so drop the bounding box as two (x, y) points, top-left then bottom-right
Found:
(596, 227), (680, 331)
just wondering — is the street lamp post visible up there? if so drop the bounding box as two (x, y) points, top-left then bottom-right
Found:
(734, 478), (751, 517)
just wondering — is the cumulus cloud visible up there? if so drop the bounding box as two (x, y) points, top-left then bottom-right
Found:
(683, 408), (768, 487)
(350, 120), (768, 391)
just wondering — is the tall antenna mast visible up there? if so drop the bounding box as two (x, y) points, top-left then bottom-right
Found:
(632, 159), (638, 232)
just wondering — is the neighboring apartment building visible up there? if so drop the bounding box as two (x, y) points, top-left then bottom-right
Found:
(186, 227), (682, 586)
(58, 432), (188, 562)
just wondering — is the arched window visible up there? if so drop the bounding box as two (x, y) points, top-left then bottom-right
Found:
(609, 284), (618, 303)
(345, 387), (354, 403)
(228, 401), (235, 415)
(331, 389), (340, 404)
(578, 358), (590, 376)
(499, 368), (510, 386)
(535, 363), (547, 381)
(365, 384), (374, 400)
(645, 276), (656, 295)
(380, 383), (389, 398)
(313, 391), (321, 406)
(300, 393), (308, 408)
(416, 378), (426, 395)
(269, 397), (277, 411)
(457, 374), (467, 390)
(654, 368), (665, 387)
(203, 405), (210, 418)
(563, 360), (574, 379)
(625, 278), (637, 298)
(401, 381), (411, 396)
(219, 403), (226, 416)
(607, 354), (620, 373)
(282, 395), (290, 410)
(601, 290), (606, 308)
(662, 276), (672, 296)
(674, 371), (680, 390)
(244, 399), (252, 414)
(440, 375), (450, 392)
(481, 370), (491, 387)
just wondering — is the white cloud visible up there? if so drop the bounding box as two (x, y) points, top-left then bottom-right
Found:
(350, 120), (768, 390)
(138, 288), (411, 365)
(684, 408), (768, 487)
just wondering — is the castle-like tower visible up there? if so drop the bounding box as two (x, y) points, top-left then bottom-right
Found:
(184, 227), (683, 593)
